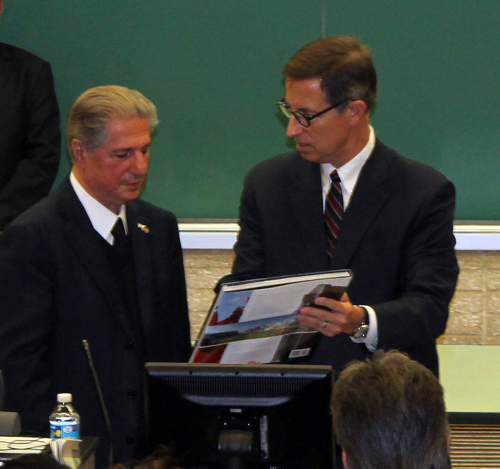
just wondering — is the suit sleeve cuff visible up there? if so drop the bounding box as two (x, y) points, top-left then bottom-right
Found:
(350, 305), (378, 351)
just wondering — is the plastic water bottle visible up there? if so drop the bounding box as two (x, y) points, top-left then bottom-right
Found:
(49, 393), (80, 439)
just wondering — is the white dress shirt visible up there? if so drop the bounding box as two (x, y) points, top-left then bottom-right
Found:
(320, 126), (378, 350)
(70, 172), (127, 246)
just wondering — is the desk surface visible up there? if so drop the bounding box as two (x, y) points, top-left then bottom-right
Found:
(0, 437), (97, 467)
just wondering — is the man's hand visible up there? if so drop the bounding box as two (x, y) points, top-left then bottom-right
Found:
(297, 293), (365, 337)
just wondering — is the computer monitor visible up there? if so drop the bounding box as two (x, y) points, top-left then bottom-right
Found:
(145, 363), (335, 469)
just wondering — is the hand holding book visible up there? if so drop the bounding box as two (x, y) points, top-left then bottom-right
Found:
(297, 292), (366, 337)
(190, 270), (352, 365)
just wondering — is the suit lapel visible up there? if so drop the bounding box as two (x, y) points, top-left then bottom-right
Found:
(56, 178), (141, 345)
(330, 141), (390, 269)
(127, 203), (154, 342)
(286, 155), (328, 272)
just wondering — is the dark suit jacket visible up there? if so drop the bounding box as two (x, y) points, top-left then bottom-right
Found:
(222, 140), (459, 375)
(0, 42), (60, 230)
(0, 178), (191, 465)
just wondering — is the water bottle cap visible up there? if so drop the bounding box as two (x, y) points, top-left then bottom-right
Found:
(57, 393), (73, 403)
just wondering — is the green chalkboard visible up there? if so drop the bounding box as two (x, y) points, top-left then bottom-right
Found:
(1, 0), (499, 220)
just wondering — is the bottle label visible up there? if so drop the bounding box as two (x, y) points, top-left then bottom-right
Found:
(50, 422), (80, 439)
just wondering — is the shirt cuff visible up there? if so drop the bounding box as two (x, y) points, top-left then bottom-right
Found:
(350, 305), (378, 351)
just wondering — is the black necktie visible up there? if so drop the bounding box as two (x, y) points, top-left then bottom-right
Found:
(111, 218), (127, 251)
(325, 170), (344, 257)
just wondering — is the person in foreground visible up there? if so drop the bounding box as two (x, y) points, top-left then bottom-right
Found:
(0, 0), (61, 232)
(0, 86), (191, 467)
(219, 36), (459, 375)
(332, 350), (450, 469)
(112, 445), (182, 469)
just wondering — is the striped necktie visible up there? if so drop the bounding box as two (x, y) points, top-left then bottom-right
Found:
(325, 170), (344, 257)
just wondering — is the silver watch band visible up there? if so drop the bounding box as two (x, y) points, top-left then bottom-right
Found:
(351, 306), (369, 339)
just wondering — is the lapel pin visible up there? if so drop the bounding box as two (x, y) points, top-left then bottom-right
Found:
(137, 223), (150, 233)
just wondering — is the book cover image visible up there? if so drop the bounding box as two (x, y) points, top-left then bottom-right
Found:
(190, 278), (348, 365)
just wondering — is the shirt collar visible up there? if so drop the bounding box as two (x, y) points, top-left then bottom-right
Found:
(70, 172), (127, 244)
(321, 125), (376, 205)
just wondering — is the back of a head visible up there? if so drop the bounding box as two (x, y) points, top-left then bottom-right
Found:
(283, 36), (377, 112)
(112, 445), (180, 469)
(331, 351), (449, 469)
(66, 85), (158, 156)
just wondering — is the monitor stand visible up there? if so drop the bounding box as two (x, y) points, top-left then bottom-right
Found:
(219, 428), (255, 469)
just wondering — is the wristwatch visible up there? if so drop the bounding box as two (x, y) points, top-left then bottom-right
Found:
(351, 306), (370, 339)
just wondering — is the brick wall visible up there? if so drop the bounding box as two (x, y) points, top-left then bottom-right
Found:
(446, 251), (500, 345)
(184, 249), (499, 345)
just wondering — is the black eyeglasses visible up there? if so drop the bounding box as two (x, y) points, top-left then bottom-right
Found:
(276, 98), (349, 127)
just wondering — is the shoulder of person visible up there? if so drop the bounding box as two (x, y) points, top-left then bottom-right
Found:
(129, 199), (178, 224)
(0, 41), (50, 69)
(246, 150), (317, 179)
(372, 139), (452, 187)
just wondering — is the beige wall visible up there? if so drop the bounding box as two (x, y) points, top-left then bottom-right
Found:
(184, 249), (233, 339)
(184, 249), (500, 345)
(446, 251), (500, 345)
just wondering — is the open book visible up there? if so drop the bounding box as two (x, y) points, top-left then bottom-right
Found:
(190, 270), (352, 364)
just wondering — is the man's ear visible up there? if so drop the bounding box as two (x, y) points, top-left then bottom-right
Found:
(342, 449), (349, 469)
(71, 139), (88, 165)
(347, 100), (368, 124)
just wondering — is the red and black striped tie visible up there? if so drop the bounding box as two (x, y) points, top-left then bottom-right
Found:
(325, 170), (344, 257)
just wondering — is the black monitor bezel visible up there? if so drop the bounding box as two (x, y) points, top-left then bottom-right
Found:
(145, 362), (335, 469)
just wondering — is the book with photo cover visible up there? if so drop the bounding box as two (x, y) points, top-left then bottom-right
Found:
(190, 270), (352, 365)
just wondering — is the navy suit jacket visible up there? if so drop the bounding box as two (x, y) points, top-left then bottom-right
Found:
(0, 42), (60, 230)
(0, 178), (191, 465)
(222, 139), (459, 375)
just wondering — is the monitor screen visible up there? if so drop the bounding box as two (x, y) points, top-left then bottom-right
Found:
(145, 363), (335, 469)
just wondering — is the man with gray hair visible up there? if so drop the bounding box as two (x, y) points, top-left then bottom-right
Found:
(331, 351), (450, 469)
(0, 86), (191, 467)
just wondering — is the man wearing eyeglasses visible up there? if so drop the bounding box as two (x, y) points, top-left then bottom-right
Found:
(219, 36), (458, 376)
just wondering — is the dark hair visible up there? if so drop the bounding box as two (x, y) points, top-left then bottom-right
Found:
(331, 351), (449, 469)
(283, 36), (377, 112)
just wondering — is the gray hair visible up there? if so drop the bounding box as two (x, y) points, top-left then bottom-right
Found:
(66, 85), (158, 156)
(331, 350), (450, 469)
